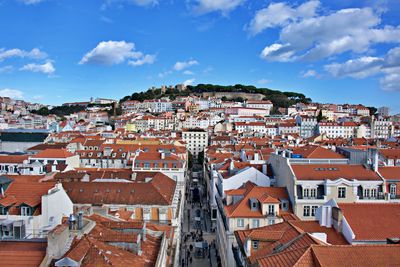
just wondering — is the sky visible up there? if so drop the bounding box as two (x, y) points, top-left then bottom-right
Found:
(0, 0), (400, 113)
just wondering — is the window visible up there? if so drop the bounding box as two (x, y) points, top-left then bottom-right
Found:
(364, 188), (377, 198)
(311, 206), (318, 216)
(364, 188), (370, 198)
(371, 188), (377, 198)
(310, 188), (317, 198)
(338, 187), (346, 198)
(143, 208), (151, 221)
(303, 188), (310, 198)
(0, 206), (6, 215)
(253, 240), (259, 250)
(268, 219), (275, 225)
(21, 206), (31, 216)
(390, 184), (397, 196)
(237, 218), (244, 227)
(303, 206), (310, 217)
(252, 219), (260, 228)
(268, 205), (275, 215)
(163, 163), (168, 168)
(144, 162), (150, 168)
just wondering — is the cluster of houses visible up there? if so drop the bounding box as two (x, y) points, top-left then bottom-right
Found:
(0, 90), (400, 266)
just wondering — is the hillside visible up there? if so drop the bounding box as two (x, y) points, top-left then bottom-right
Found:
(120, 84), (312, 109)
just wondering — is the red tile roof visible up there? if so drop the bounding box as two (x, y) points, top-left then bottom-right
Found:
(0, 241), (47, 267)
(379, 166), (400, 180)
(292, 164), (382, 181)
(339, 203), (400, 241)
(291, 145), (345, 159)
(31, 149), (75, 159)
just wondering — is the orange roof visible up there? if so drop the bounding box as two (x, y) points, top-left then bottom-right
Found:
(379, 166), (400, 180)
(291, 164), (382, 181)
(0, 155), (28, 164)
(310, 245), (400, 267)
(0, 241), (47, 267)
(292, 145), (345, 159)
(0, 180), (56, 210)
(224, 185), (289, 218)
(31, 149), (75, 159)
(339, 203), (400, 241)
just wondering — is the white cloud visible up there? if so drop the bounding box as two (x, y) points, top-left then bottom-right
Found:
(183, 78), (195, 86)
(18, 0), (45, 5)
(0, 89), (23, 99)
(301, 69), (319, 78)
(0, 65), (14, 73)
(257, 78), (271, 85)
(324, 57), (384, 79)
(258, 5), (400, 62)
(323, 47), (400, 91)
(183, 70), (194, 75)
(0, 47), (47, 61)
(20, 61), (55, 75)
(79, 41), (154, 66)
(173, 60), (199, 71)
(261, 43), (295, 62)
(384, 47), (400, 68)
(101, 0), (158, 9)
(247, 0), (320, 36)
(128, 54), (156, 66)
(380, 68), (400, 91)
(192, 0), (245, 15)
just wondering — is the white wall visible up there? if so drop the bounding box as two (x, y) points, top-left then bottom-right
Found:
(41, 183), (73, 229)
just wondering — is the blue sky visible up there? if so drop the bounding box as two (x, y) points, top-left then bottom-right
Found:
(0, 0), (399, 113)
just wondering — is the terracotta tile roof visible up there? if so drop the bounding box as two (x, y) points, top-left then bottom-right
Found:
(0, 241), (47, 267)
(31, 148), (75, 159)
(288, 220), (348, 245)
(257, 246), (310, 267)
(0, 155), (28, 164)
(291, 145), (345, 159)
(235, 220), (348, 266)
(27, 143), (68, 151)
(379, 166), (400, 180)
(0, 178), (56, 212)
(380, 149), (400, 159)
(339, 203), (400, 241)
(63, 173), (175, 206)
(224, 186), (289, 218)
(291, 164), (382, 181)
(64, 220), (164, 267)
(310, 245), (400, 267)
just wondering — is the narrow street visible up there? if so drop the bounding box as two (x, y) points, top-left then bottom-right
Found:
(180, 164), (219, 267)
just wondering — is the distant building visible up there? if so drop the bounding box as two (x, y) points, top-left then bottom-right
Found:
(378, 106), (390, 116)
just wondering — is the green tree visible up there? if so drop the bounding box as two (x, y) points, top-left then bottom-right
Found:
(317, 110), (324, 122)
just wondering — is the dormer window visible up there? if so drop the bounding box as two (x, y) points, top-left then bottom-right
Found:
(390, 184), (397, 197)
(268, 205), (275, 216)
(253, 240), (259, 250)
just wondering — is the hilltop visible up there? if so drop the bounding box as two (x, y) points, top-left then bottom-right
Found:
(120, 84), (312, 110)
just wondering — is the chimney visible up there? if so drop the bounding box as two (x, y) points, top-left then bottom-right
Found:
(131, 172), (137, 181)
(161, 152), (165, 160)
(77, 211), (84, 230)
